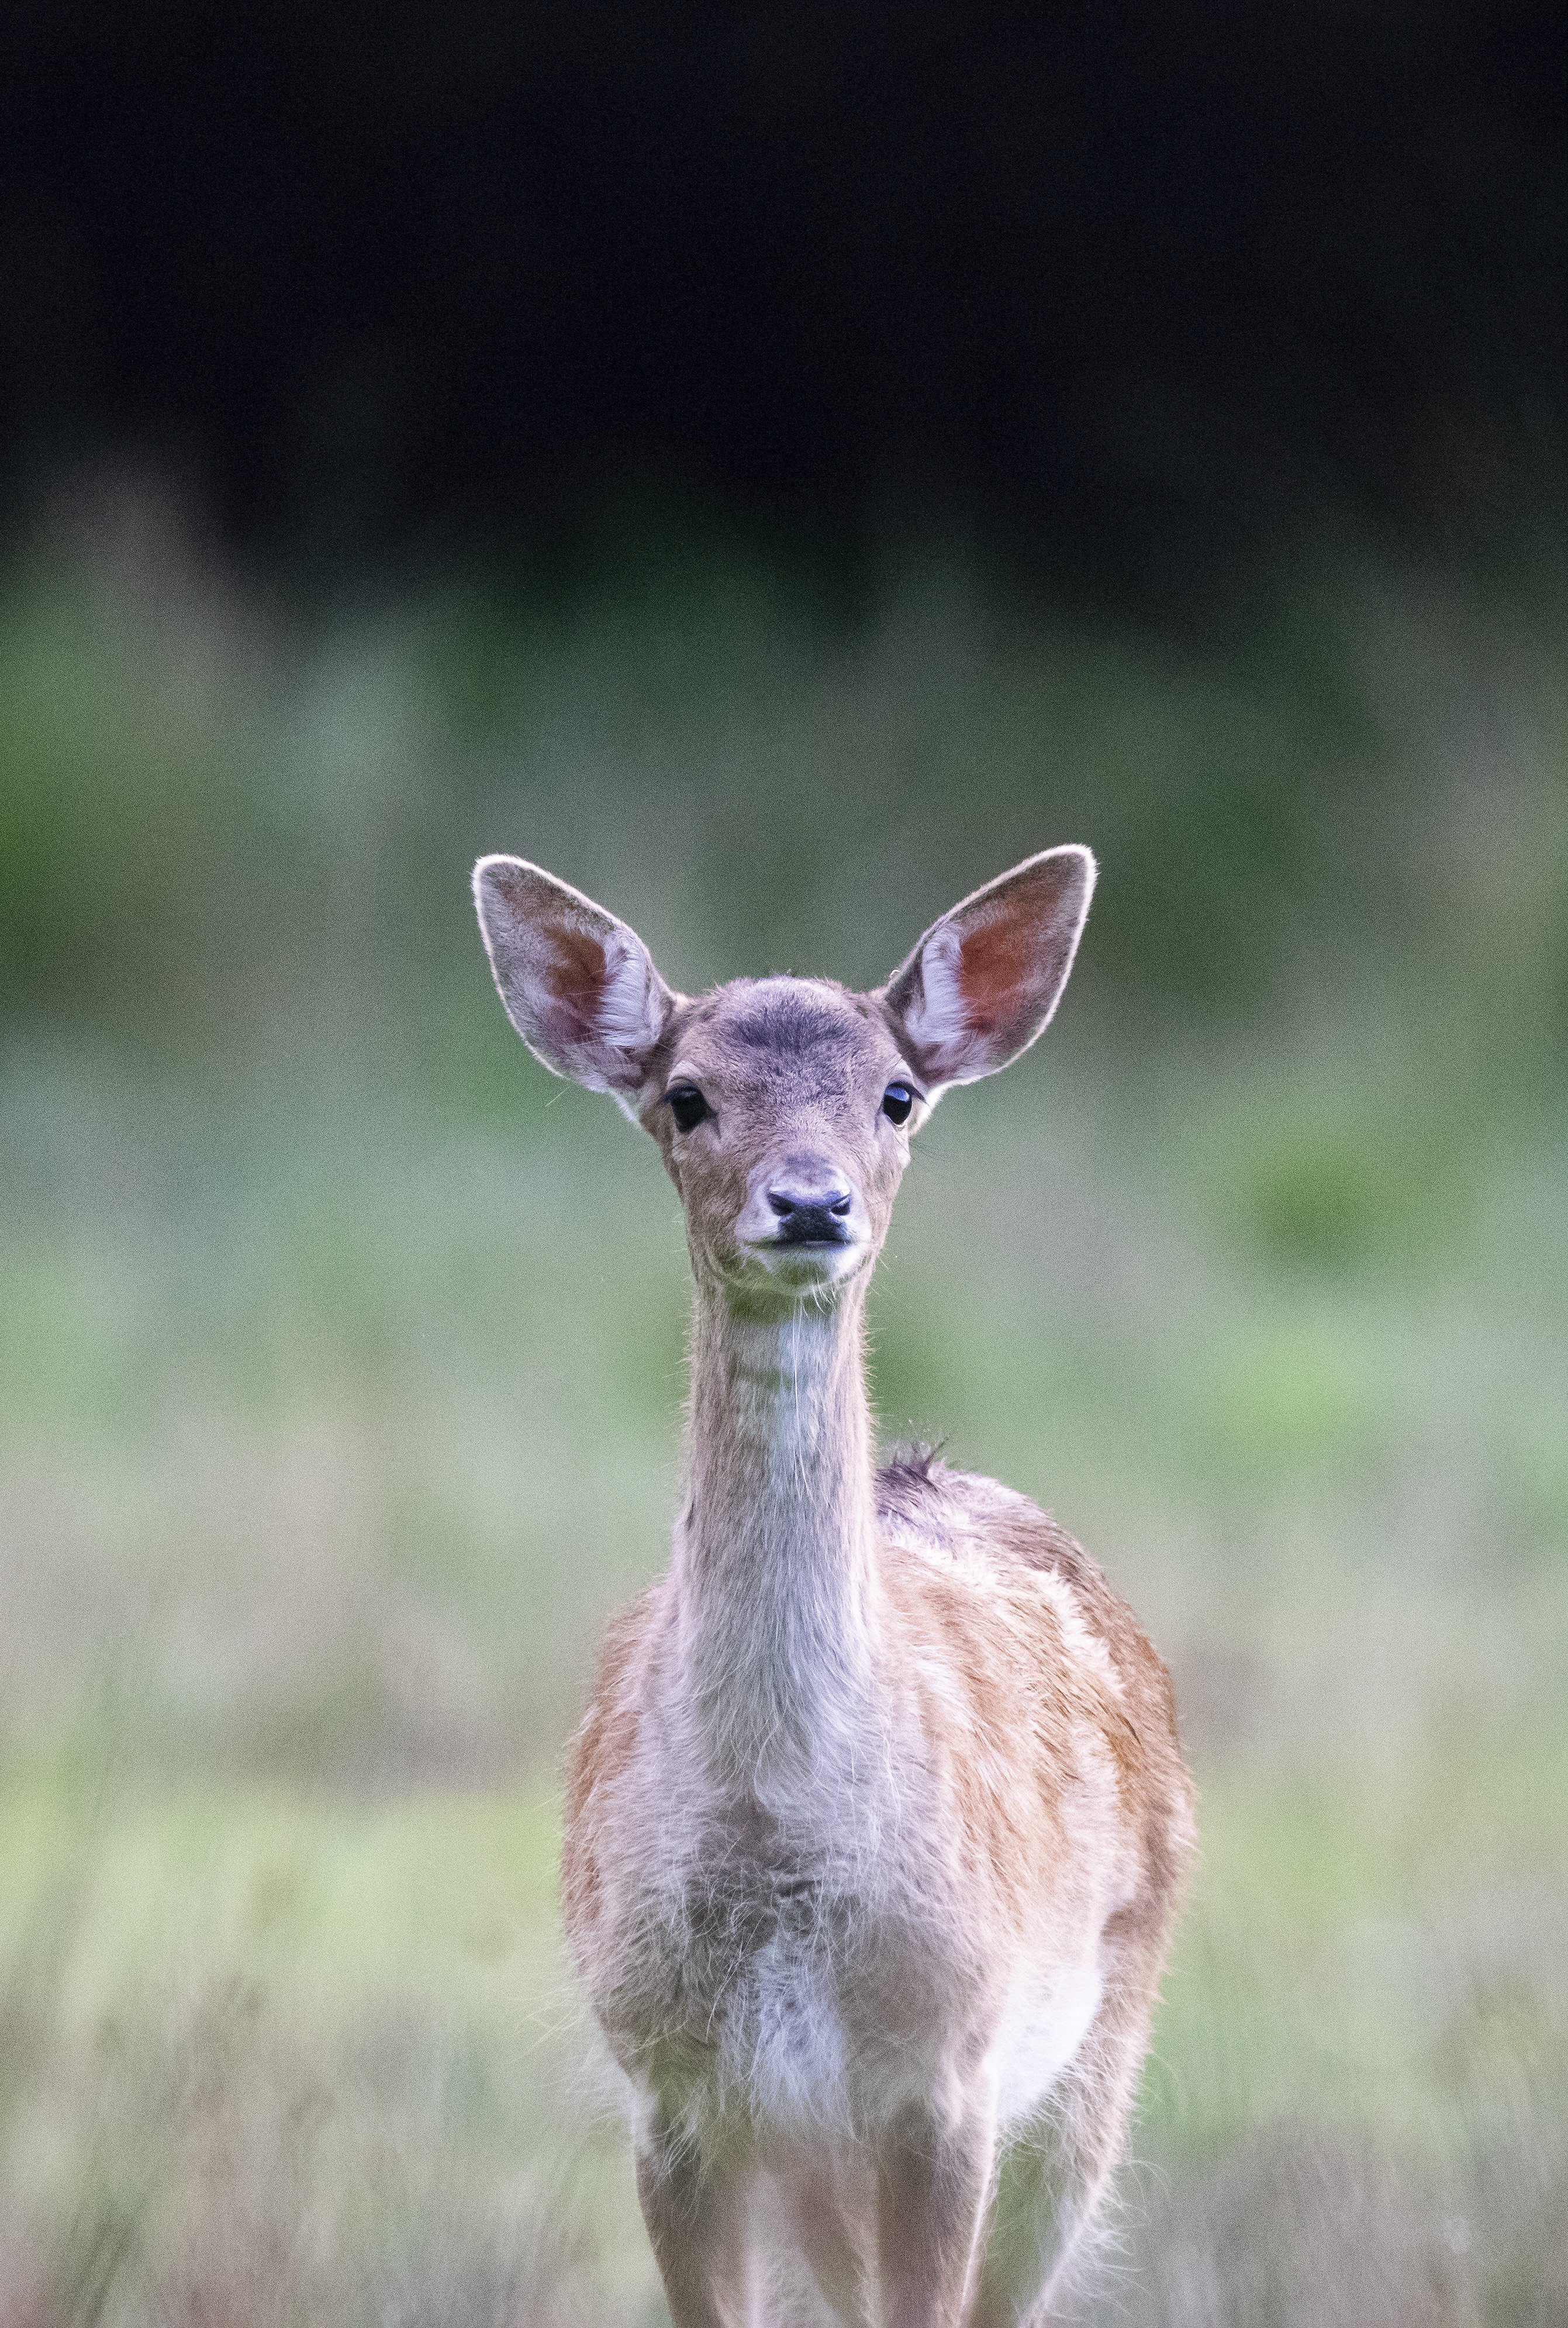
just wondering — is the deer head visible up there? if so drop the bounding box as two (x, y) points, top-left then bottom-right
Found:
(473, 848), (1095, 1310)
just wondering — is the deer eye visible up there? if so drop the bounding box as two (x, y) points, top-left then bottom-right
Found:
(881, 1082), (915, 1126)
(665, 1084), (712, 1133)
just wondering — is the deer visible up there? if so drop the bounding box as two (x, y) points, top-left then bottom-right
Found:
(472, 845), (1194, 2327)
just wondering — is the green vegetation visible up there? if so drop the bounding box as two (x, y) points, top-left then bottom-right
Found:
(1, 494), (1565, 2319)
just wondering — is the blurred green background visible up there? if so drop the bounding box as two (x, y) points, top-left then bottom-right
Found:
(2, 498), (1564, 2323)
(5, 7), (1568, 2320)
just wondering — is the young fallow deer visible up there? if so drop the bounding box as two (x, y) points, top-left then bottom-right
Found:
(473, 847), (1194, 2327)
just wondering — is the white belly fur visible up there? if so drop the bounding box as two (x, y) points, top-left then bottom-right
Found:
(690, 1933), (1102, 2147)
(993, 1950), (1104, 2129)
(719, 1925), (854, 2137)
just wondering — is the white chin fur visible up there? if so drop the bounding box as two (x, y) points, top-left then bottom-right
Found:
(741, 1240), (865, 1289)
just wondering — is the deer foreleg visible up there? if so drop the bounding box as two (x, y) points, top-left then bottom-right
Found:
(875, 2086), (997, 2328)
(635, 2113), (755, 2328)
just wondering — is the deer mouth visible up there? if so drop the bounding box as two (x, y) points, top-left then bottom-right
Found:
(735, 1225), (864, 1289)
(771, 1213), (853, 1250)
(733, 1174), (867, 1285)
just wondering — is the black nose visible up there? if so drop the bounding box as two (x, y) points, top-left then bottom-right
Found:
(767, 1184), (854, 1244)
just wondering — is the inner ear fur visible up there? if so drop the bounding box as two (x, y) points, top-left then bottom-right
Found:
(472, 855), (675, 1095)
(880, 846), (1096, 1088)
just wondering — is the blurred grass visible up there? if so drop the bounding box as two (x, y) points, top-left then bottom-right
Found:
(1, 480), (1566, 2320)
(1, 1736), (1562, 2322)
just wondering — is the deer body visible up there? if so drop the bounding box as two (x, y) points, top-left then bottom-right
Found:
(474, 856), (1194, 2326)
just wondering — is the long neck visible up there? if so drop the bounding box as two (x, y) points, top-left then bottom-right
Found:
(672, 1279), (882, 1793)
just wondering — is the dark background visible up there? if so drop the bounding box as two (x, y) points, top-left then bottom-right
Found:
(6, 1), (1567, 585)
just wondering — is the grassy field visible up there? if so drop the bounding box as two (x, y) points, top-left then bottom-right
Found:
(3, 1733), (1562, 2323)
(1, 498), (1566, 2322)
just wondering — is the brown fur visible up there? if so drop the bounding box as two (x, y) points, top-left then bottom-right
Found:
(473, 844), (1195, 2326)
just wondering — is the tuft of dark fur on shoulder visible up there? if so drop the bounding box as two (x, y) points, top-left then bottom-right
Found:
(875, 1440), (949, 1521)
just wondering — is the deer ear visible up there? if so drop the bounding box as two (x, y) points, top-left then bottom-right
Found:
(881, 846), (1096, 1089)
(473, 856), (675, 1098)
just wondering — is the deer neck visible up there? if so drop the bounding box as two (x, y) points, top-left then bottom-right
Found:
(673, 1278), (882, 1795)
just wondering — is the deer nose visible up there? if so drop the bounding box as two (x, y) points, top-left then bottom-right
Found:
(766, 1180), (854, 1242)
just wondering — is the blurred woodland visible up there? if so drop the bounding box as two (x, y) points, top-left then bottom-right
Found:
(1, 6), (1567, 2323)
